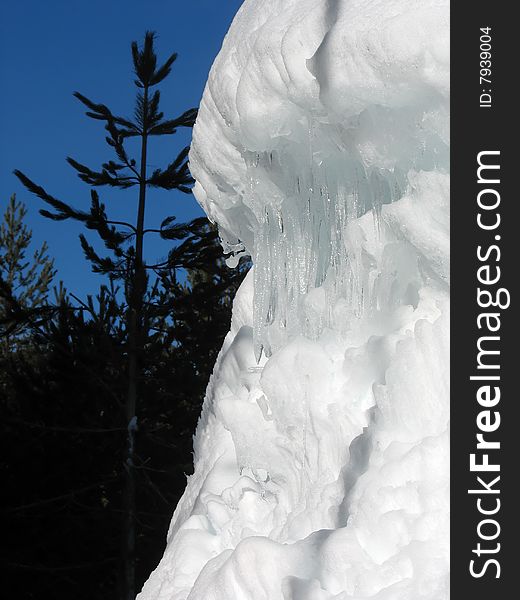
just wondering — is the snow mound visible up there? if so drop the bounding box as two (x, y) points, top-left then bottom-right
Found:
(139, 0), (449, 598)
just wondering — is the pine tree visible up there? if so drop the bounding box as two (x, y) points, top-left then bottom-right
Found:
(13, 32), (217, 600)
(0, 246), (249, 600)
(0, 194), (56, 345)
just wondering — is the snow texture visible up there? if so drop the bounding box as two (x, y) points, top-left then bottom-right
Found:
(139, 0), (449, 598)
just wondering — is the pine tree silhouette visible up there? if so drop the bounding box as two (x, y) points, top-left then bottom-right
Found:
(0, 194), (56, 346)
(13, 31), (221, 600)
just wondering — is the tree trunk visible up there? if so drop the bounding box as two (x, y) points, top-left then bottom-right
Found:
(123, 85), (149, 600)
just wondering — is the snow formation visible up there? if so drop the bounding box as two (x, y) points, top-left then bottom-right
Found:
(139, 0), (449, 598)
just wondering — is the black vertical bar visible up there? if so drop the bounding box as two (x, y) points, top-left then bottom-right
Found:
(452, 3), (515, 597)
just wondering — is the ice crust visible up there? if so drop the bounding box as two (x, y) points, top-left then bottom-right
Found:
(138, 0), (449, 598)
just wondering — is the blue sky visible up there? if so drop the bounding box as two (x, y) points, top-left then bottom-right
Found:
(0, 0), (243, 297)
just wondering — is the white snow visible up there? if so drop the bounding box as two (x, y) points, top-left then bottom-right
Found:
(139, 0), (449, 598)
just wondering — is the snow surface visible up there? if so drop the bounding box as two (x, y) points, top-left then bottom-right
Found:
(139, 0), (449, 598)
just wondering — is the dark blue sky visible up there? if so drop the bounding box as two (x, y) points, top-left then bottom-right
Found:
(0, 0), (243, 297)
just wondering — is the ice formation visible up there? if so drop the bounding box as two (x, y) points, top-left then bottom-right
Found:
(139, 0), (449, 598)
